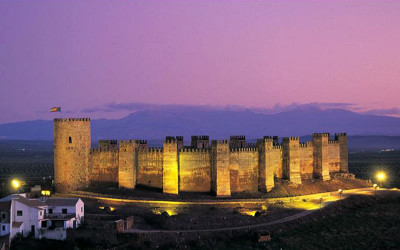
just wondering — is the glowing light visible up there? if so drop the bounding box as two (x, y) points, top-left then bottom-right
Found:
(41, 190), (51, 196)
(11, 179), (21, 189)
(109, 207), (115, 212)
(373, 184), (378, 189)
(261, 205), (267, 211)
(338, 189), (343, 194)
(376, 172), (386, 181)
(152, 208), (178, 216)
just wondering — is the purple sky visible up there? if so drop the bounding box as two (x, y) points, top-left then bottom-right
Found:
(1, 0), (400, 124)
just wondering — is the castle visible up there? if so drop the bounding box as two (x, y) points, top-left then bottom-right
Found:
(54, 118), (349, 197)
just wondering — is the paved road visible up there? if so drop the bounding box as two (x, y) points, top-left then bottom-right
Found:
(124, 188), (398, 234)
(125, 208), (317, 234)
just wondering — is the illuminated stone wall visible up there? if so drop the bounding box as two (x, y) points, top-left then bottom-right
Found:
(300, 142), (314, 179)
(258, 138), (283, 192)
(54, 118), (350, 195)
(336, 133), (349, 173)
(137, 148), (163, 189)
(54, 118), (91, 193)
(282, 137), (302, 184)
(179, 149), (211, 192)
(162, 140), (179, 194)
(312, 133), (331, 180)
(118, 140), (136, 189)
(327, 141), (341, 173)
(89, 149), (119, 186)
(211, 140), (231, 197)
(229, 148), (259, 193)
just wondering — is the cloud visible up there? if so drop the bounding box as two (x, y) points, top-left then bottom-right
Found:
(81, 102), (218, 113)
(81, 101), (360, 115)
(251, 102), (356, 114)
(361, 108), (400, 117)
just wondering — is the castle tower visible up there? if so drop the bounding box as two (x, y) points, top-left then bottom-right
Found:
(312, 133), (331, 180)
(211, 140), (231, 197)
(54, 118), (91, 193)
(118, 140), (137, 189)
(163, 137), (179, 194)
(335, 133), (349, 173)
(257, 137), (275, 192)
(282, 137), (302, 185)
(230, 135), (246, 148)
(191, 135), (210, 149)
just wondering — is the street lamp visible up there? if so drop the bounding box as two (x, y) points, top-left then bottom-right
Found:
(11, 179), (21, 191)
(373, 183), (378, 196)
(338, 189), (343, 200)
(376, 171), (386, 188)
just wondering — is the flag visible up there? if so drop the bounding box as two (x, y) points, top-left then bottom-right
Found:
(50, 107), (61, 112)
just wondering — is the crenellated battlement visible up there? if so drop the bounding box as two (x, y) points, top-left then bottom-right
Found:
(313, 133), (330, 138)
(138, 147), (163, 153)
(192, 135), (209, 140)
(335, 133), (347, 137)
(282, 137), (299, 142)
(212, 140), (229, 145)
(54, 118), (90, 122)
(328, 140), (339, 144)
(230, 148), (258, 152)
(300, 142), (313, 148)
(272, 145), (282, 150)
(119, 140), (135, 145)
(137, 140), (147, 144)
(230, 135), (246, 140)
(180, 148), (210, 153)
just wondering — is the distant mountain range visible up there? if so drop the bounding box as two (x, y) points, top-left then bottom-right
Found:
(0, 107), (400, 142)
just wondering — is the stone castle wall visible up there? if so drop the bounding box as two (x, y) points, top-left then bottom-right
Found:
(229, 149), (259, 193)
(137, 148), (163, 189)
(300, 142), (314, 179)
(179, 149), (211, 192)
(54, 118), (350, 196)
(89, 149), (119, 187)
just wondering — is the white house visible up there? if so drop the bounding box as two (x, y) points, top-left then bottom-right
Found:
(0, 194), (84, 242)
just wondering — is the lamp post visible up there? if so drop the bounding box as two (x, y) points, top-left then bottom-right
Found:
(11, 179), (22, 193)
(338, 189), (343, 200)
(376, 172), (386, 188)
(373, 183), (378, 196)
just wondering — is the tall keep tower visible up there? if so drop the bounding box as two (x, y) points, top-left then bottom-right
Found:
(54, 118), (91, 193)
(282, 137), (302, 185)
(312, 133), (331, 180)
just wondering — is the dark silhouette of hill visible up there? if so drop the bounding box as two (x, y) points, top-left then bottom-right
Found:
(0, 106), (400, 141)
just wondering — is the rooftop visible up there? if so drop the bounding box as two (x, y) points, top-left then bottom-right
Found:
(45, 198), (80, 207)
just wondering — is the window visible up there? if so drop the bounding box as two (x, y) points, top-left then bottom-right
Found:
(62, 208), (67, 214)
(41, 221), (47, 228)
(69, 136), (72, 143)
(81, 207), (83, 212)
(1, 213), (5, 219)
(39, 211), (42, 216)
(17, 210), (23, 216)
(2, 226), (5, 231)
(49, 209), (53, 214)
